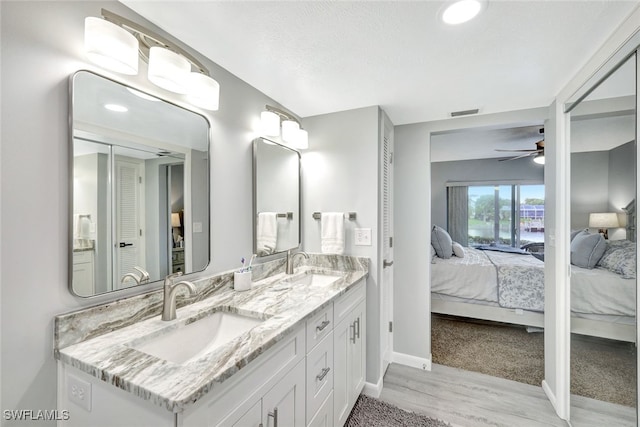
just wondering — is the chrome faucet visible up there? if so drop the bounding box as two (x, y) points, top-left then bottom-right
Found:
(162, 272), (196, 321)
(121, 266), (150, 286)
(286, 249), (309, 275)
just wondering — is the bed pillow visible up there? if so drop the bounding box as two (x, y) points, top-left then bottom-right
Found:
(452, 241), (465, 258)
(431, 244), (437, 264)
(598, 239), (636, 279)
(431, 225), (453, 259)
(570, 228), (587, 241)
(570, 231), (606, 269)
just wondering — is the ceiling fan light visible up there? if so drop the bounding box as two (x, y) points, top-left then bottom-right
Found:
(533, 153), (545, 165)
(148, 46), (190, 94)
(84, 17), (139, 75)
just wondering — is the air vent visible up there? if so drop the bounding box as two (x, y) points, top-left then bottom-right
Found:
(451, 108), (479, 117)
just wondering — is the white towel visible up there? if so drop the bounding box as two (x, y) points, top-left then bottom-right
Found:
(321, 212), (345, 254)
(257, 212), (278, 255)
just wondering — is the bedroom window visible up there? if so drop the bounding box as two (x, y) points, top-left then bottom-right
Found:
(448, 183), (544, 247)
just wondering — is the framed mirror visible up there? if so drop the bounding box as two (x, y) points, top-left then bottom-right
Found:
(567, 53), (637, 423)
(252, 138), (301, 257)
(70, 71), (210, 297)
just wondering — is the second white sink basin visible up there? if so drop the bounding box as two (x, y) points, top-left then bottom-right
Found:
(129, 311), (263, 365)
(288, 272), (342, 287)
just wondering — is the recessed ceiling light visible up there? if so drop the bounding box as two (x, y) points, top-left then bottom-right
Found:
(104, 103), (128, 112)
(441, 0), (485, 25)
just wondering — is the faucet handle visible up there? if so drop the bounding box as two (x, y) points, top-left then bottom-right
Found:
(166, 271), (184, 282)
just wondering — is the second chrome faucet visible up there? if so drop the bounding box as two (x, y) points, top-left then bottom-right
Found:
(162, 272), (196, 321)
(286, 249), (309, 275)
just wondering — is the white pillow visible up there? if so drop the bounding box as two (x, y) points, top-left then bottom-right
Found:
(452, 241), (465, 258)
(431, 225), (453, 259)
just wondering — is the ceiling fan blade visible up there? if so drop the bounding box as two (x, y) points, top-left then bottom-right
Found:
(498, 152), (535, 162)
(495, 148), (537, 152)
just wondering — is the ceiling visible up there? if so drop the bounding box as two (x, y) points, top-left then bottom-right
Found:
(122, 1), (637, 126)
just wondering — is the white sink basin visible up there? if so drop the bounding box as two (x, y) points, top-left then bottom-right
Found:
(289, 273), (342, 287)
(129, 311), (263, 364)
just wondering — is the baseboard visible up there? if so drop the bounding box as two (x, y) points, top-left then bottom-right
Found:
(541, 380), (557, 411)
(363, 377), (383, 398)
(392, 352), (431, 371)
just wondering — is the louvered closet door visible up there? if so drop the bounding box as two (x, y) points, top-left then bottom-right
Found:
(115, 157), (142, 288)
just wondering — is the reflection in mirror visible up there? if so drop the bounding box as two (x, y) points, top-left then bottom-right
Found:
(252, 138), (301, 257)
(71, 71), (210, 297)
(569, 53), (636, 422)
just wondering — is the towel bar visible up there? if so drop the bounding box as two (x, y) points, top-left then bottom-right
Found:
(312, 212), (356, 221)
(258, 212), (293, 220)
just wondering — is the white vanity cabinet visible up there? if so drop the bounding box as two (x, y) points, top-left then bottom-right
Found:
(333, 282), (366, 427)
(57, 278), (367, 427)
(72, 250), (95, 295)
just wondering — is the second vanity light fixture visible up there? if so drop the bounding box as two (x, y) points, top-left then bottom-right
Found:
(84, 9), (220, 111)
(260, 105), (309, 150)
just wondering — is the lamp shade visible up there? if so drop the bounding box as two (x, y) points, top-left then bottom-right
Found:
(171, 213), (181, 227)
(282, 120), (300, 144)
(186, 72), (220, 111)
(148, 46), (190, 94)
(84, 17), (138, 75)
(261, 111), (280, 137)
(589, 213), (619, 228)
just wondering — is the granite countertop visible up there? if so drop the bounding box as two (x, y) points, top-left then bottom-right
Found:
(56, 263), (367, 413)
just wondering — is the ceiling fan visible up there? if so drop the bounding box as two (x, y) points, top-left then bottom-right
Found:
(495, 129), (545, 164)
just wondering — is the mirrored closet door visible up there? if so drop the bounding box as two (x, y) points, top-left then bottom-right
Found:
(568, 52), (637, 425)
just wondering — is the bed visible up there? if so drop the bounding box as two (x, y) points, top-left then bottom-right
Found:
(431, 245), (636, 342)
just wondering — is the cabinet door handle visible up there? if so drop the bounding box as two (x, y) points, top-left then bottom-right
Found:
(316, 367), (331, 381)
(350, 322), (356, 343)
(355, 317), (360, 339)
(316, 319), (330, 332)
(268, 408), (278, 427)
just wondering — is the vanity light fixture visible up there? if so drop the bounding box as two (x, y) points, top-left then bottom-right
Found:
(533, 153), (545, 165)
(84, 9), (220, 111)
(440, 0), (486, 25)
(260, 105), (309, 150)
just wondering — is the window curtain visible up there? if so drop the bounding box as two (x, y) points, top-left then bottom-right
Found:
(447, 186), (469, 246)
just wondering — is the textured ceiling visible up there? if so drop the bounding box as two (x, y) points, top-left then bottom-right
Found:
(122, 1), (637, 126)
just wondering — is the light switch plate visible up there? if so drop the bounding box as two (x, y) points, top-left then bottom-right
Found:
(193, 222), (203, 233)
(355, 228), (372, 246)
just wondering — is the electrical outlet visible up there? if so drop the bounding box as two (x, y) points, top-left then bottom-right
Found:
(68, 374), (92, 411)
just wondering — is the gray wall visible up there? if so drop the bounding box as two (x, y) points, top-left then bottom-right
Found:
(0, 1), (289, 420)
(431, 157), (544, 229)
(570, 151), (610, 230)
(301, 106), (382, 385)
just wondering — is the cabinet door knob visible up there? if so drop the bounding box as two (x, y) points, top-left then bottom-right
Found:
(316, 319), (330, 332)
(268, 407), (278, 427)
(316, 366), (331, 381)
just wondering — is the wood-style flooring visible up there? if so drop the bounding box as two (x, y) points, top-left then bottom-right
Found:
(379, 363), (635, 427)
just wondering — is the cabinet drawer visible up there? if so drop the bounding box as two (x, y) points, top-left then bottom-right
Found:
(334, 280), (365, 325)
(306, 304), (333, 353)
(307, 390), (333, 427)
(306, 331), (333, 425)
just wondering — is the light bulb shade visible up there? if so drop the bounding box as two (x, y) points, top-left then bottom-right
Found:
(291, 128), (309, 150)
(84, 17), (138, 75)
(589, 213), (620, 228)
(261, 111), (281, 137)
(148, 46), (190, 94)
(282, 120), (300, 144)
(533, 153), (545, 165)
(186, 72), (220, 111)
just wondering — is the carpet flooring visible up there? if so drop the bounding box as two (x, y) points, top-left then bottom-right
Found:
(345, 395), (452, 427)
(431, 314), (637, 407)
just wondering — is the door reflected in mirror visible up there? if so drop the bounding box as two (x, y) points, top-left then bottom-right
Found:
(252, 138), (301, 257)
(568, 53), (637, 422)
(71, 71), (210, 297)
